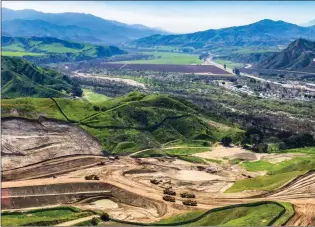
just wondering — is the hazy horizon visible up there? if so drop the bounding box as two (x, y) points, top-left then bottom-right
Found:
(2, 1), (315, 33)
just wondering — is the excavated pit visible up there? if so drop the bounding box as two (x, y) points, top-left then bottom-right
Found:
(1, 182), (167, 217)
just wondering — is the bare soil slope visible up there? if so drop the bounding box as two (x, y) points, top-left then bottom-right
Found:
(1, 118), (102, 170)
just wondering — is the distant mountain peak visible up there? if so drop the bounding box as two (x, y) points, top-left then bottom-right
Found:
(134, 18), (315, 48)
(2, 7), (169, 44)
(257, 38), (315, 72)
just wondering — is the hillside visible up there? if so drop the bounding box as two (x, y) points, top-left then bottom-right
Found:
(1, 36), (127, 63)
(1, 92), (244, 155)
(133, 19), (315, 48)
(2, 8), (168, 44)
(1, 56), (80, 98)
(257, 39), (315, 72)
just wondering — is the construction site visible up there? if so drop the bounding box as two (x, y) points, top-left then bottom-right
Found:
(2, 143), (315, 225)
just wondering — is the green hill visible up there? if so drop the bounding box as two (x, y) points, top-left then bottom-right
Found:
(1, 36), (127, 63)
(257, 38), (315, 72)
(1, 92), (244, 154)
(1, 56), (80, 98)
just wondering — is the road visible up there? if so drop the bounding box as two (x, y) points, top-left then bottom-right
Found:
(205, 56), (315, 93)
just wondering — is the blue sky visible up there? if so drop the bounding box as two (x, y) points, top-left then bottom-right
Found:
(3, 1), (315, 33)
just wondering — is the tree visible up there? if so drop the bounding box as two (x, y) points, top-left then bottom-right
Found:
(234, 68), (240, 75)
(72, 83), (83, 97)
(93, 105), (100, 111)
(100, 212), (110, 222)
(221, 136), (232, 147)
(91, 217), (99, 226)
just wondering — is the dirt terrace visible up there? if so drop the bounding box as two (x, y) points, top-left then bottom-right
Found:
(1, 118), (102, 170)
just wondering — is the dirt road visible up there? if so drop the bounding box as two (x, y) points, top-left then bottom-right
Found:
(55, 215), (98, 226)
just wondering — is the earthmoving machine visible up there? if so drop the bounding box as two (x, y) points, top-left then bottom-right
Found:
(163, 188), (176, 196)
(150, 179), (162, 184)
(180, 192), (196, 198)
(85, 174), (100, 180)
(163, 195), (175, 202)
(182, 200), (198, 206)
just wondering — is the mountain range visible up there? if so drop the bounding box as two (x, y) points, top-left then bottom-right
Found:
(133, 19), (315, 49)
(302, 19), (315, 27)
(257, 38), (315, 72)
(2, 8), (169, 44)
(2, 36), (126, 63)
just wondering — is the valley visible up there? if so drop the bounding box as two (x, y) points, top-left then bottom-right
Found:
(1, 2), (315, 227)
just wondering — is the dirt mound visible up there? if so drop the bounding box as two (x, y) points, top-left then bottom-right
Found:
(1, 118), (102, 170)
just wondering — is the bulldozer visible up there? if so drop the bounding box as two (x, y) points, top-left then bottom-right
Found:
(182, 200), (197, 206)
(163, 195), (175, 202)
(163, 189), (176, 196)
(180, 192), (196, 198)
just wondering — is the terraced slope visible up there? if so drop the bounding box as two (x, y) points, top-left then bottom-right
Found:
(1, 92), (244, 156)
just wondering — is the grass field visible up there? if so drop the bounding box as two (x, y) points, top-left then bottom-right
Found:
(225, 171), (305, 193)
(115, 51), (202, 64)
(155, 202), (293, 226)
(1, 207), (94, 226)
(176, 155), (208, 164)
(226, 156), (314, 193)
(241, 156), (315, 174)
(133, 147), (208, 157)
(1, 51), (45, 57)
(133, 147), (210, 164)
(83, 89), (110, 104)
(280, 147), (315, 154)
(213, 59), (244, 69)
(2, 93), (242, 155)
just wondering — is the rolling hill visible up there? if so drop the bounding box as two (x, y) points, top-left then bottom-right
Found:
(1, 36), (127, 63)
(257, 39), (315, 72)
(2, 8), (168, 44)
(133, 19), (315, 49)
(1, 56), (80, 98)
(1, 92), (244, 154)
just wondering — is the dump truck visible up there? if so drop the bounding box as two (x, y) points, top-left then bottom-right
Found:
(163, 189), (176, 196)
(180, 192), (196, 198)
(182, 200), (197, 206)
(163, 195), (175, 202)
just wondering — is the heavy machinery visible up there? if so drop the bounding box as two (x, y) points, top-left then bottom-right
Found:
(163, 189), (176, 196)
(150, 179), (162, 184)
(180, 192), (196, 198)
(182, 200), (198, 206)
(163, 195), (175, 202)
(85, 174), (100, 180)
